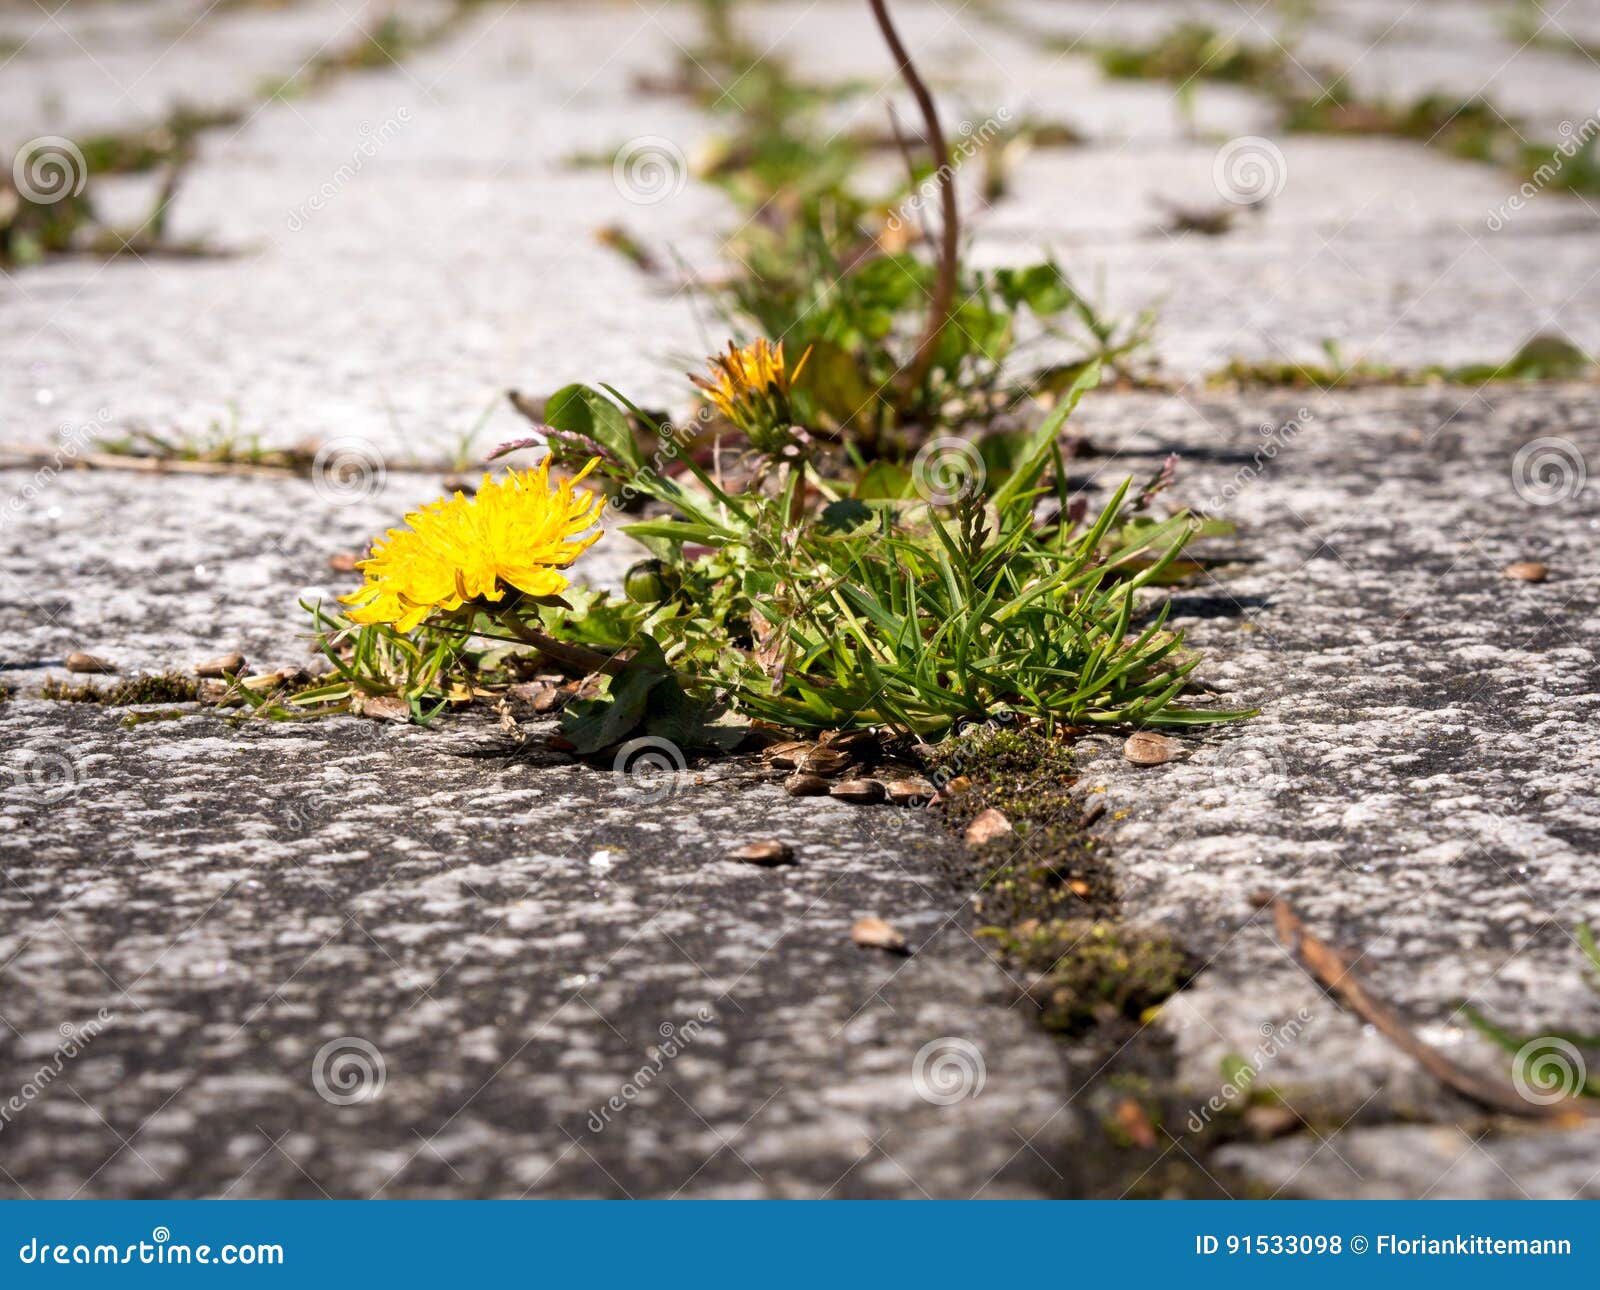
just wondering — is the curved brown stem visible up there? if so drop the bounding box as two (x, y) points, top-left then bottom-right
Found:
(497, 608), (625, 677)
(867, 0), (960, 404)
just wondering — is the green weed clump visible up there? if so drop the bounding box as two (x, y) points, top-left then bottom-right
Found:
(618, 0), (1153, 435)
(292, 357), (1248, 746)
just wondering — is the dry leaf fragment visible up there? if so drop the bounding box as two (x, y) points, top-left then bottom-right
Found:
(1113, 1097), (1157, 1149)
(764, 740), (812, 770)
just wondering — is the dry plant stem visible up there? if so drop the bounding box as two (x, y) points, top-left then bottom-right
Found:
(867, 0), (960, 399)
(1253, 893), (1595, 1122)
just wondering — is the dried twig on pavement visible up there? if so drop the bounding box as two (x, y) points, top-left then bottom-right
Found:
(1252, 892), (1595, 1122)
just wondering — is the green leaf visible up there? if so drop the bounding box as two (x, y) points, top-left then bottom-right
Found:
(544, 384), (644, 469)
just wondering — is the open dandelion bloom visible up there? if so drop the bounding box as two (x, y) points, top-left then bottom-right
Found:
(341, 458), (605, 632)
(691, 338), (810, 439)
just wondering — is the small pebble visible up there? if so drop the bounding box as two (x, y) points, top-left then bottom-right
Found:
(964, 807), (1015, 846)
(851, 917), (907, 953)
(194, 652), (245, 678)
(784, 773), (831, 797)
(1123, 731), (1178, 766)
(1502, 560), (1547, 583)
(830, 778), (886, 804)
(65, 652), (115, 674)
(728, 839), (795, 867)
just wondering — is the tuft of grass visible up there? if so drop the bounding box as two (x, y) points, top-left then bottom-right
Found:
(1459, 922), (1600, 1101)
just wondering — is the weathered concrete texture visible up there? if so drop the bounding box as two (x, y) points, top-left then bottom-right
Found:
(2, 1), (726, 457)
(1216, 1122), (1600, 1200)
(8, 0), (1600, 459)
(0, 696), (1082, 1198)
(0, 0), (453, 150)
(1060, 384), (1600, 1197)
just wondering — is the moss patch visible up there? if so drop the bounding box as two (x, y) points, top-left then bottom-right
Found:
(929, 725), (1189, 1036)
(42, 673), (201, 706)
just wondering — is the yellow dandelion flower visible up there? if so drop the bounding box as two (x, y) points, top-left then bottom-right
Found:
(690, 338), (811, 438)
(340, 458), (605, 632)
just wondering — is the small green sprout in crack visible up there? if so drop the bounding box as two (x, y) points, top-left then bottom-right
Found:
(1206, 335), (1595, 391)
(1458, 924), (1600, 1103)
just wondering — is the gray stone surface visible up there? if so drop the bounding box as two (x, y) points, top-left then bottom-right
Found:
(0, 695), (1078, 1198)
(1063, 383), (1600, 1197)
(3, 0), (1600, 1201)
